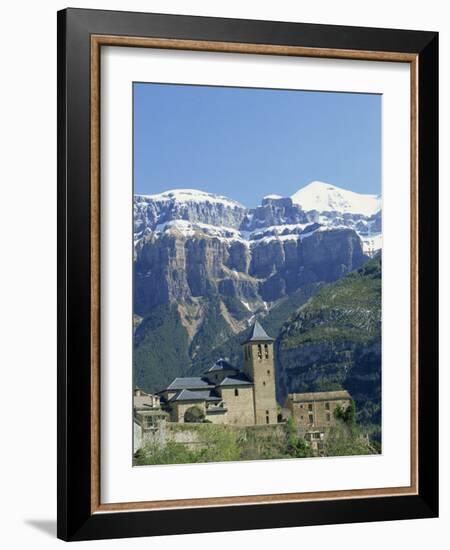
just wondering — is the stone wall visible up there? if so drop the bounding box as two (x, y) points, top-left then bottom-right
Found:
(205, 406), (228, 424)
(218, 386), (255, 425)
(135, 418), (168, 450)
(134, 421), (142, 452)
(140, 422), (287, 451)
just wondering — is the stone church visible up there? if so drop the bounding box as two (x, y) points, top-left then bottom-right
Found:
(158, 320), (279, 426)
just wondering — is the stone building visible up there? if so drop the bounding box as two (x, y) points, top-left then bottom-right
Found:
(285, 390), (351, 429)
(242, 320), (278, 425)
(158, 320), (279, 426)
(133, 387), (169, 451)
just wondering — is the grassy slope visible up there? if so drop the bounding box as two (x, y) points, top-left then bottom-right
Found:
(277, 256), (382, 430)
(281, 257), (381, 349)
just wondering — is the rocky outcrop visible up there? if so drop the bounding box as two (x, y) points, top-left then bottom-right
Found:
(241, 196), (309, 231)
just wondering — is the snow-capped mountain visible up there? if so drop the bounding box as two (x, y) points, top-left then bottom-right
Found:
(139, 188), (244, 208)
(291, 180), (381, 217)
(134, 181), (381, 255)
(134, 188), (247, 239)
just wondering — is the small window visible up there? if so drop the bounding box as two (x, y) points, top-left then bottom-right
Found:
(308, 404), (313, 411)
(325, 402), (330, 410)
(326, 413), (331, 422)
(300, 404), (303, 408)
(266, 415), (269, 424)
(267, 369), (270, 375)
(308, 414), (314, 424)
(263, 381), (266, 386)
(257, 344), (262, 360)
(234, 388), (239, 397)
(264, 344), (269, 358)
(266, 410), (269, 415)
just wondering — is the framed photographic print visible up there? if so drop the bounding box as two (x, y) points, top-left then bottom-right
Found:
(57, 8), (439, 541)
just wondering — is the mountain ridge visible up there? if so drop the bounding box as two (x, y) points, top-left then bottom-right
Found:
(135, 181), (382, 255)
(135, 180), (381, 215)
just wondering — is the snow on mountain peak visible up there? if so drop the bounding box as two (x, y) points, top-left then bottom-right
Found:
(263, 194), (283, 200)
(291, 180), (381, 216)
(137, 188), (244, 209)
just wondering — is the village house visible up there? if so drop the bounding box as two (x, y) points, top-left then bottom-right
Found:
(285, 390), (352, 453)
(157, 320), (279, 426)
(133, 387), (169, 451)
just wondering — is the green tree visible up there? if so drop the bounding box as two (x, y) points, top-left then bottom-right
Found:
(184, 406), (205, 423)
(334, 400), (356, 429)
(285, 417), (311, 458)
(345, 400), (356, 427)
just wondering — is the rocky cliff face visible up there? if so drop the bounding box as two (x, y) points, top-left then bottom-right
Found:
(134, 222), (366, 316)
(241, 195), (309, 230)
(134, 189), (246, 238)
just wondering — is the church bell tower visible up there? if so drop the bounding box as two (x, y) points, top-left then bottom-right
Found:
(242, 320), (278, 425)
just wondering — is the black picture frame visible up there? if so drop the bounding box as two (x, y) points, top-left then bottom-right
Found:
(57, 7), (438, 542)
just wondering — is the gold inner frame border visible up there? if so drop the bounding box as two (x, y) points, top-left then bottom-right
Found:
(90, 35), (419, 514)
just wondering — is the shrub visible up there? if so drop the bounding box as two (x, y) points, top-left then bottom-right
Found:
(134, 442), (198, 465)
(324, 424), (374, 457)
(184, 406), (205, 423)
(285, 417), (312, 458)
(196, 426), (241, 462)
(334, 400), (356, 433)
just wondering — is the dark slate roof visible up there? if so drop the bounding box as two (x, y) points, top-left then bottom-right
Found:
(193, 390), (222, 402)
(166, 377), (214, 391)
(218, 373), (253, 387)
(242, 320), (274, 344)
(169, 389), (210, 402)
(206, 358), (238, 373)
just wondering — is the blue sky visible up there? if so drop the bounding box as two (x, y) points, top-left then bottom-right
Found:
(134, 83), (381, 207)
